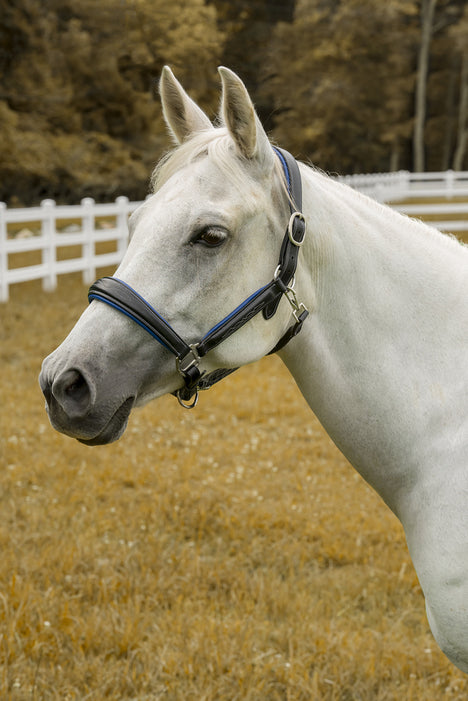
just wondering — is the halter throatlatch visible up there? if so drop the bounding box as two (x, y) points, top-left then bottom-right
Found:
(88, 147), (308, 408)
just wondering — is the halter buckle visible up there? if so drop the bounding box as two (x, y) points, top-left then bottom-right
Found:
(176, 344), (201, 375)
(288, 212), (306, 247)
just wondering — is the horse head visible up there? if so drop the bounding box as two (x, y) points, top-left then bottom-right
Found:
(39, 67), (308, 444)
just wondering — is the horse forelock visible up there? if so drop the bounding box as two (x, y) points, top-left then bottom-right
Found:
(150, 128), (286, 212)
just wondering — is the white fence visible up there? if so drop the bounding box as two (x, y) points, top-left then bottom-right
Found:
(1, 170), (468, 302)
(0, 196), (140, 302)
(338, 169), (468, 236)
(338, 169), (468, 201)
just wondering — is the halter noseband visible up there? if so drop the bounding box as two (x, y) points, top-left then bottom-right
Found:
(88, 147), (308, 408)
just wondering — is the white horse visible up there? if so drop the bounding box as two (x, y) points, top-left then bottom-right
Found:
(40, 67), (468, 672)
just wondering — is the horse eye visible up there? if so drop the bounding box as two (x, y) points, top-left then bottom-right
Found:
(193, 226), (227, 248)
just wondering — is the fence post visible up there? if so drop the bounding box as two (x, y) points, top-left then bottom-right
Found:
(445, 170), (454, 199)
(374, 184), (386, 202)
(81, 197), (96, 284)
(398, 170), (410, 195)
(41, 199), (57, 292)
(0, 202), (8, 302)
(116, 196), (129, 261)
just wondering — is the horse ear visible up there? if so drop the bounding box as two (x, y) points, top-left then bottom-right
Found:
(218, 66), (273, 166)
(159, 66), (213, 144)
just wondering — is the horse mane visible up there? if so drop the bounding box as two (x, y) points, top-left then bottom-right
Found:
(152, 130), (467, 256)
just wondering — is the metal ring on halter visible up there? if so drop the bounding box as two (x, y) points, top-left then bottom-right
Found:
(176, 387), (199, 409)
(274, 264), (296, 290)
(288, 212), (306, 246)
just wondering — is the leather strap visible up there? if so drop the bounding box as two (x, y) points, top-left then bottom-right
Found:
(88, 277), (191, 359)
(263, 148), (305, 318)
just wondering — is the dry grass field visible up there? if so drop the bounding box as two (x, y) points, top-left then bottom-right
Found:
(1, 268), (468, 700)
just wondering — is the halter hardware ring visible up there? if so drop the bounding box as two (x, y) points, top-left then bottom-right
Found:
(288, 212), (306, 247)
(176, 388), (199, 409)
(284, 283), (308, 322)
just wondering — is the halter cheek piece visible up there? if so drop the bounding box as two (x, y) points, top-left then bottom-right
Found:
(88, 147), (308, 408)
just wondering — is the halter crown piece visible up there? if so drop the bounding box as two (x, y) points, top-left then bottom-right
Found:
(88, 147), (309, 408)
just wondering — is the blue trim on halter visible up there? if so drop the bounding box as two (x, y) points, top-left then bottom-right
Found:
(104, 277), (169, 320)
(272, 147), (291, 193)
(90, 278), (272, 351)
(88, 293), (171, 352)
(201, 282), (271, 341)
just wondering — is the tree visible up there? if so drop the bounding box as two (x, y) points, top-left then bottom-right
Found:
(450, 7), (468, 169)
(413, 0), (438, 172)
(0, 0), (225, 205)
(412, 0), (466, 171)
(207, 0), (295, 128)
(262, 0), (417, 174)
(1, 0), (467, 202)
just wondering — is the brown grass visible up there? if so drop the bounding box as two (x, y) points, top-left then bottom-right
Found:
(1, 272), (467, 700)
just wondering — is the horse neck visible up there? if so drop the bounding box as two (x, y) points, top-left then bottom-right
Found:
(281, 167), (468, 514)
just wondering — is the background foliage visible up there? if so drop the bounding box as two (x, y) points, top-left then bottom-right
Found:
(0, 0), (467, 205)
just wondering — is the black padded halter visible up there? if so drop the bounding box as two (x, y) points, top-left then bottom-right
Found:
(88, 147), (308, 406)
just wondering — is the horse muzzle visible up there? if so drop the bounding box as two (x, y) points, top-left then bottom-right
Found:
(39, 361), (135, 445)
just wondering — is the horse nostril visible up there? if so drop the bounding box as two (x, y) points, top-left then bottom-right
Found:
(64, 371), (87, 398)
(51, 368), (93, 417)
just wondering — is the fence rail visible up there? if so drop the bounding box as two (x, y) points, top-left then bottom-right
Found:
(2, 170), (468, 302)
(0, 196), (140, 302)
(338, 169), (468, 201)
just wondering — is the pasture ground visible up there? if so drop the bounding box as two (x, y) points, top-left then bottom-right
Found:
(1, 271), (467, 700)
